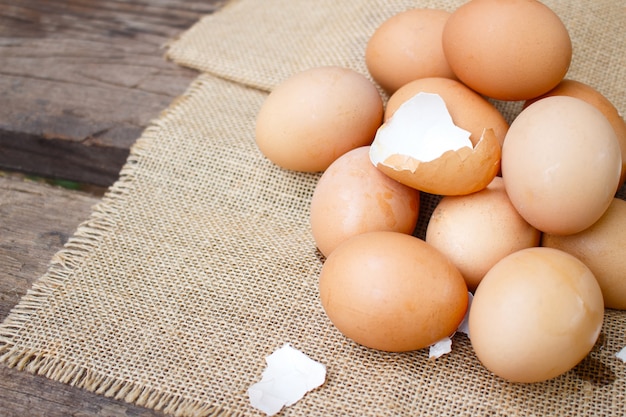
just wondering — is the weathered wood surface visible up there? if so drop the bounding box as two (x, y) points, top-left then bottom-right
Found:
(1, 0), (225, 415)
(0, 0), (224, 186)
(0, 175), (168, 416)
(0, 176), (99, 320)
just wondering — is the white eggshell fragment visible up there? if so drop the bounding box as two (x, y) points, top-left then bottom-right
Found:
(248, 344), (326, 416)
(370, 92), (472, 166)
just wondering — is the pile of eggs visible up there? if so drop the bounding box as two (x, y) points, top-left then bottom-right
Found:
(254, 0), (626, 384)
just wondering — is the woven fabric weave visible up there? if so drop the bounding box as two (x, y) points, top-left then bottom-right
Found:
(2, 1), (626, 416)
(166, 0), (626, 110)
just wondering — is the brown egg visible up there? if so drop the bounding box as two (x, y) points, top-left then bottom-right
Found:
(310, 146), (420, 257)
(373, 130), (500, 196)
(385, 77), (509, 146)
(255, 66), (383, 172)
(442, 0), (572, 101)
(365, 8), (456, 94)
(426, 177), (540, 291)
(319, 231), (468, 352)
(502, 96), (622, 235)
(542, 198), (626, 310)
(469, 247), (604, 383)
(525, 79), (626, 187)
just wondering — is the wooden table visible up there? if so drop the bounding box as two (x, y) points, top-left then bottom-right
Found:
(0, 1), (224, 415)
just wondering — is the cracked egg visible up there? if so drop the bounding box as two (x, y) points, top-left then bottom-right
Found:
(370, 92), (501, 196)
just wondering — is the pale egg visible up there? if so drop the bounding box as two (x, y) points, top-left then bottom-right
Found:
(255, 66), (383, 172)
(469, 247), (604, 383)
(525, 79), (626, 187)
(542, 198), (626, 310)
(426, 177), (540, 291)
(502, 96), (622, 235)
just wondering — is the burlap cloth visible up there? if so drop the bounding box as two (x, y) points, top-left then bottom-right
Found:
(1, 1), (625, 416)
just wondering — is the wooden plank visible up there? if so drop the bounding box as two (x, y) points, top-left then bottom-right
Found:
(0, 0), (225, 186)
(0, 175), (99, 320)
(0, 365), (165, 417)
(0, 175), (167, 416)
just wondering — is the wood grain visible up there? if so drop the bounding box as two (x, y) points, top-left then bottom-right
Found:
(0, 175), (98, 320)
(0, 175), (168, 416)
(0, 0), (225, 186)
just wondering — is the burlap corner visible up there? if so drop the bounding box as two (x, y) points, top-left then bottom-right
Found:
(1, 1), (625, 416)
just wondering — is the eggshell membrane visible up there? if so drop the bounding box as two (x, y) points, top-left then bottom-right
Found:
(365, 8), (456, 94)
(385, 77), (509, 146)
(469, 247), (604, 383)
(255, 66), (383, 172)
(441, 0), (572, 101)
(319, 231), (468, 352)
(375, 127), (501, 196)
(310, 146), (420, 257)
(502, 96), (622, 235)
(426, 177), (540, 291)
(542, 198), (626, 310)
(525, 79), (626, 187)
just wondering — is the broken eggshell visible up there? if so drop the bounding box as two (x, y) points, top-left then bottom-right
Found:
(248, 343), (326, 416)
(428, 292), (473, 360)
(385, 77), (510, 146)
(370, 92), (500, 196)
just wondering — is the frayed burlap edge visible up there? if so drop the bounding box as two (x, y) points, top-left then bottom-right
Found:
(0, 346), (230, 417)
(0, 76), (237, 417)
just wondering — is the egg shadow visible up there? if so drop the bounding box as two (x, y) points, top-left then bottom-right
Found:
(572, 334), (616, 386)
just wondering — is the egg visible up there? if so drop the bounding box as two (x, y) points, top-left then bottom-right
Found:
(469, 247), (604, 383)
(319, 231), (468, 352)
(525, 79), (626, 187)
(426, 177), (540, 291)
(310, 146), (420, 257)
(255, 66), (383, 172)
(502, 96), (622, 235)
(370, 92), (501, 196)
(385, 77), (509, 146)
(542, 198), (626, 310)
(365, 8), (456, 94)
(441, 0), (572, 101)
